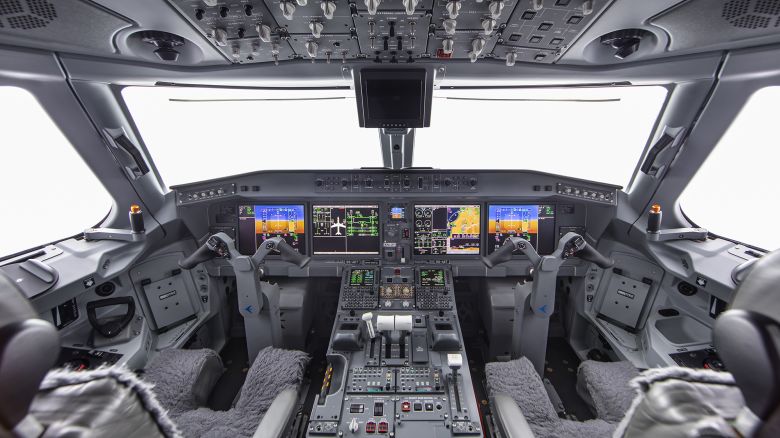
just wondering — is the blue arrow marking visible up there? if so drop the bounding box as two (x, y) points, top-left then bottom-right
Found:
(538, 304), (548, 314)
(244, 305), (255, 314)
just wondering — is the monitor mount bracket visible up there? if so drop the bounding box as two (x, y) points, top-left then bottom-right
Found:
(380, 128), (414, 170)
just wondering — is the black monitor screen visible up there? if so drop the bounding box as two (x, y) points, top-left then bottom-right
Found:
(237, 205), (305, 255)
(487, 204), (556, 255)
(312, 205), (381, 255)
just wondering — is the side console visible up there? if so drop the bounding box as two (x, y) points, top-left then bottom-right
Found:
(308, 266), (482, 437)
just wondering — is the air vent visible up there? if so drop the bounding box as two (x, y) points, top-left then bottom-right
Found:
(722, 0), (780, 28)
(0, 0), (56, 29)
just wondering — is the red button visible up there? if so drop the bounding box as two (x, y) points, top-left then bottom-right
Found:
(401, 401), (411, 412)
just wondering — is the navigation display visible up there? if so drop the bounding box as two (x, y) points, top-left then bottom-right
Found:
(419, 269), (445, 286)
(413, 205), (481, 255)
(488, 204), (556, 255)
(237, 205), (305, 255)
(349, 269), (375, 286)
(312, 205), (381, 255)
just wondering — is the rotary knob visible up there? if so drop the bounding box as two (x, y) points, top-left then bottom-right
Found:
(256, 23), (272, 43)
(321, 0), (337, 19)
(305, 40), (318, 59)
(468, 37), (485, 63)
(489, 0), (504, 19)
(309, 21), (324, 38)
(481, 17), (496, 35)
(442, 38), (454, 54)
(445, 0), (461, 19)
(531, 0), (543, 11)
(505, 51), (517, 66)
(296, 0), (308, 6)
(582, 0), (594, 15)
(402, 0), (419, 15)
(365, 0), (381, 16)
(280, 0), (296, 20)
(443, 18), (457, 35)
(212, 27), (228, 47)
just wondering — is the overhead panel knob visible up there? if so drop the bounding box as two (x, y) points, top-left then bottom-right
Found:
(213, 27), (228, 46)
(256, 23), (272, 43)
(468, 37), (485, 62)
(305, 40), (319, 59)
(442, 38), (454, 54)
(309, 20), (324, 38)
(505, 51), (517, 66)
(481, 17), (496, 35)
(296, 0), (308, 6)
(321, 0), (337, 19)
(365, 0), (381, 16)
(582, 0), (594, 15)
(488, 0), (504, 19)
(402, 0), (419, 16)
(531, 0), (543, 11)
(443, 18), (457, 35)
(203, 0), (218, 6)
(445, 0), (461, 19)
(280, 0), (296, 20)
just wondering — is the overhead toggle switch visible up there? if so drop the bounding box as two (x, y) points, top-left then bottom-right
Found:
(365, 0), (381, 15)
(489, 0), (504, 19)
(271, 43), (280, 65)
(213, 27), (228, 46)
(582, 0), (594, 15)
(481, 17), (496, 35)
(305, 40), (318, 60)
(505, 51), (517, 66)
(309, 20), (324, 38)
(443, 18), (457, 35)
(445, 0), (461, 19)
(280, 0), (296, 20)
(256, 23), (272, 43)
(442, 38), (454, 54)
(468, 37), (485, 62)
(531, 0), (543, 11)
(321, 0), (337, 19)
(402, 0), (419, 15)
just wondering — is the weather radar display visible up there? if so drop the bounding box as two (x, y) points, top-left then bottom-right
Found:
(414, 205), (481, 255)
(238, 205), (305, 255)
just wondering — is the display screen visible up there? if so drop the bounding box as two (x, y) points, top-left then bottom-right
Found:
(413, 205), (481, 255)
(349, 269), (375, 286)
(419, 269), (446, 286)
(488, 204), (556, 255)
(390, 206), (405, 220)
(312, 205), (381, 255)
(238, 204), (305, 255)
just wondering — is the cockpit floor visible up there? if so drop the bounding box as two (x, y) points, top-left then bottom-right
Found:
(543, 337), (594, 421)
(208, 337), (249, 411)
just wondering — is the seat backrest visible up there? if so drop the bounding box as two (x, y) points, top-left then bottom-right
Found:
(0, 272), (59, 432)
(714, 249), (780, 421)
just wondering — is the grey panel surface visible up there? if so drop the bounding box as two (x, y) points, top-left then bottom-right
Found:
(143, 275), (197, 329)
(597, 272), (651, 330)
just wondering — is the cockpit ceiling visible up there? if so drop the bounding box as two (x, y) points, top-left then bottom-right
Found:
(0, 0), (780, 69)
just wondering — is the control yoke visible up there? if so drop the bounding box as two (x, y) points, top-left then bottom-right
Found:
(178, 233), (310, 270)
(482, 232), (613, 317)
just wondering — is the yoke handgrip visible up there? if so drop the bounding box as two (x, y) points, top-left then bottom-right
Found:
(178, 243), (214, 270)
(482, 242), (516, 268)
(277, 240), (311, 268)
(576, 240), (614, 269)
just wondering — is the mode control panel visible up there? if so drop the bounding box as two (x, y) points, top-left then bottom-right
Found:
(315, 173), (478, 193)
(556, 182), (616, 205)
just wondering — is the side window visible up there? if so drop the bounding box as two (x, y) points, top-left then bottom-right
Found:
(679, 86), (780, 251)
(0, 87), (113, 258)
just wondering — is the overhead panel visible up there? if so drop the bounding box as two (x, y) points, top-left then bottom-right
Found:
(167, 0), (611, 64)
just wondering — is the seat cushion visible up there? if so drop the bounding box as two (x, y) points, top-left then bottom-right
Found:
(143, 348), (223, 416)
(577, 360), (639, 423)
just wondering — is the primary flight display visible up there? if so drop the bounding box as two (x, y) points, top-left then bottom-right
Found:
(487, 204), (556, 255)
(237, 204), (306, 255)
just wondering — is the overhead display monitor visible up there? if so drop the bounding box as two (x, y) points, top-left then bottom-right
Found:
(312, 205), (381, 255)
(355, 68), (433, 128)
(487, 204), (556, 255)
(238, 204), (305, 255)
(413, 205), (481, 255)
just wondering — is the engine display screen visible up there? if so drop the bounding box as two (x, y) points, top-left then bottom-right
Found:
(488, 204), (556, 255)
(349, 269), (375, 286)
(238, 205), (305, 255)
(419, 269), (445, 286)
(413, 205), (481, 255)
(312, 205), (381, 255)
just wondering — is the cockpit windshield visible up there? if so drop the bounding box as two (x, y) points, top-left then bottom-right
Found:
(123, 85), (667, 189)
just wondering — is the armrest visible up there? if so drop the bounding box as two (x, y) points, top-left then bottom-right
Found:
(493, 393), (536, 438)
(252, 387), (298, 438)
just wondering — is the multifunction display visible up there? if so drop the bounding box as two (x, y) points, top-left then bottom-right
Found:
(238, 205), (305, 255)
(312, 205), (381, 255)
(349, 269), (375, 286)
(413, 205), (481, 255)
(419, 269), (446, 286)
(487, 205), (556, 255)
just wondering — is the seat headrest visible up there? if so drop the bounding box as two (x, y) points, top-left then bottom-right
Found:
(0, 272), (59, 432)
(714, 249), (780, 421)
